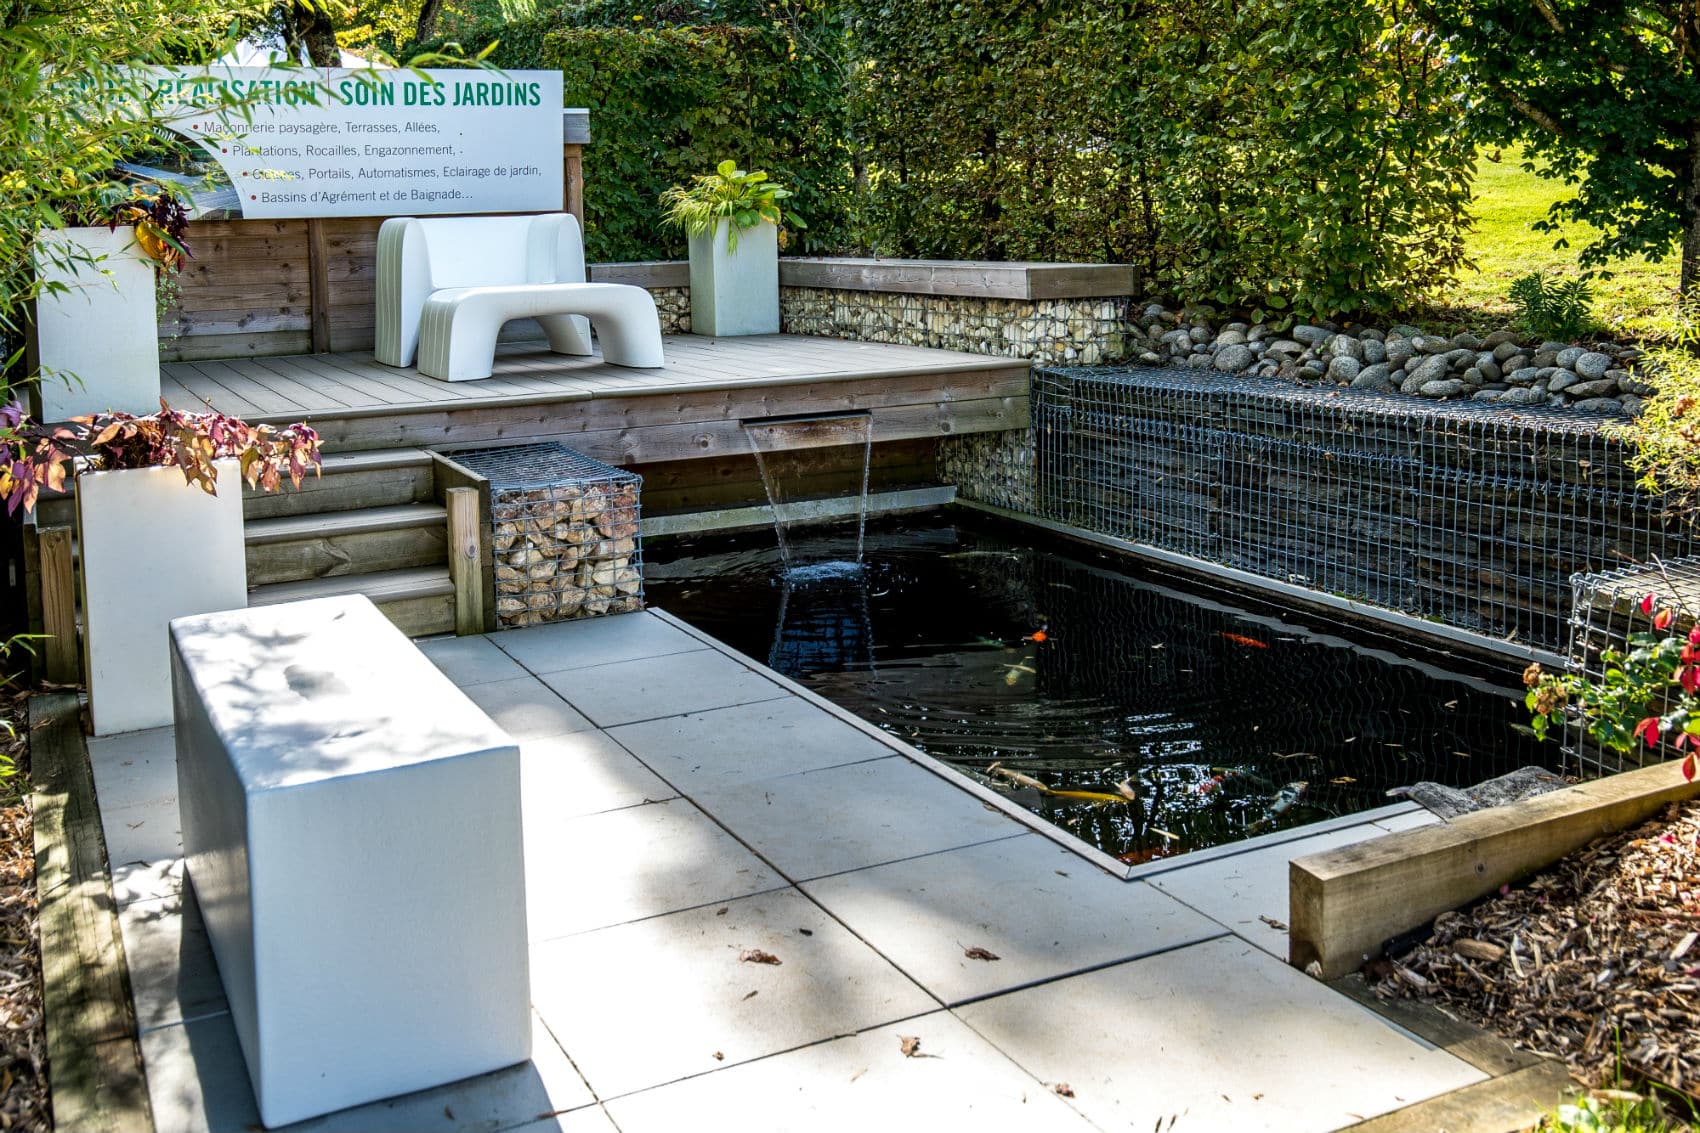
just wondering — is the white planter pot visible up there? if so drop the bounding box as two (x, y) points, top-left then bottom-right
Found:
(78, 461), (247, 735)
(687, 219), (779, 336)
(32, 226), (161, 422)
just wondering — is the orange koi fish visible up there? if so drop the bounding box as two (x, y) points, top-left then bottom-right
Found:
(1220, 632), (1269, 649)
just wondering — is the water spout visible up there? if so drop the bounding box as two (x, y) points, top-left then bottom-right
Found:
(741, 411), (874, 571)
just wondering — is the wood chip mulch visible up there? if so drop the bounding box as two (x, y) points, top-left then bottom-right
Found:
(1372, 798), (1700, 1100)
(0, 687), (47, 1131)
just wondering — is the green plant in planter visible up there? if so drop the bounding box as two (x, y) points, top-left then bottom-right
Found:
(660, 160), (805, 253)
(0, 401), (321, 516)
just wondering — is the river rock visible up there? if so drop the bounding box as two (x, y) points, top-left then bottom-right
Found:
(1326, 355), (1361, 382)
(1574, 351), (1612, 380)
(1351, 363), (1392, 390)
(1214, 343), (1256, 373)
(1291, 324), (1329, 346)
(1571, 397), (1627, 416)
(1492, 341), (1522, 362)
(1450, 332), (1482, 351)
(1384, 338), (1415, 369)
(1500, 387), (1542, 404)
(1481, 329), (1520, 349)
(1507, 366), (1541, 385)
(1548, 371), (1580, 393)
(1330, 334), (1364, 361)
(1361, 338), (1387, 364)
(1214, 329), (1248, 348)
(1564, 377), (1618, 399)
(1555, 346), (1584, 369)
(1420, 378), (1467, 398)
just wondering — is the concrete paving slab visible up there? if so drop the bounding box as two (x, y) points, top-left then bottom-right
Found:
(545, 650), (786, 728)
(1150, 821), (1397, 957)
(87, 726), (177, 813)
(494, 612), (706, 675)
(689, 757), (1023, 881)
(607, 697), (894, 790)
(521, 730), (677, 820)
(954, 936), (1486, 1133)
(141, 1010), (595, 1133)
(462, 676), (593, 740)
(532, 887), (936, 1099)
(112, 857), (185, 907)
(605, 1009), (1093, 1133)
(803, 835), (1224, 1004)
(1374, 809), (1442, 833)
(419, 634), (534, 688)
(504, 1108), (621, 1133)
(117, 888), (227, 1033)
(525, 797), (784, 942)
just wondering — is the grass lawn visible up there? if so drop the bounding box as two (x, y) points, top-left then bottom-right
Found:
(1438, 150), (1681, 340)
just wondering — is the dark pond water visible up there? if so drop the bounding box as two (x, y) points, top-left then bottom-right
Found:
(644, 515), (1552, 864)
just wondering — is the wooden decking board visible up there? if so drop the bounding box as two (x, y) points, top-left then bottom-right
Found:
(159, 334), (1030, 454)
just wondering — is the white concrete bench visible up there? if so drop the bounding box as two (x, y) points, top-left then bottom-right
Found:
(170, 595), (529, 1127)
(375, 213), (665, 381)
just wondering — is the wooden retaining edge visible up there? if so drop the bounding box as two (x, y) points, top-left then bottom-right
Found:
(1290, 760), (1700, 980)
(29, 691), (154, 1132)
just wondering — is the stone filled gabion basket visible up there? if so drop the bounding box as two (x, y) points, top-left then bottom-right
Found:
(448, 442), (643, 628)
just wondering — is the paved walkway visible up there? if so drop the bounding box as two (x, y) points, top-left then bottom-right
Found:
(90, 609), (1474, 1133)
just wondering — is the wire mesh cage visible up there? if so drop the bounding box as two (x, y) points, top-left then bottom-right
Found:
(448, 443), (643, 629)
(1565, 556), (1700, 774)
(1034, 366), (1693, 653)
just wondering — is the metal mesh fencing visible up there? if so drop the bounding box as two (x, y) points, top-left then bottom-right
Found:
(1565, 556), (1700, 774)
(448, 443), (644, 629)
(1034, 366), (1690, 653)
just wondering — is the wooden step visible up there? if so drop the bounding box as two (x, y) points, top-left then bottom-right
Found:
(244, 502), (448, 588)
(248, 567), (456, 637)
(242, 448), (436, 520)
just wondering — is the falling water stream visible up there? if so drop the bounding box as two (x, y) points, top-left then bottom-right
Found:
(741, 411), (874, 571)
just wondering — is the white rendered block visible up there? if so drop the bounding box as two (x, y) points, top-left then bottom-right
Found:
(78, 461), (246, 736)
(688, 220), (779, 336)
(32, 226), (161, 421)
(170, 595), (529, 1128)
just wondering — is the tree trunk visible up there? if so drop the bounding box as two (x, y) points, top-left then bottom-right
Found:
(286, 1), (340, 66)
(414, 0), (445, 45)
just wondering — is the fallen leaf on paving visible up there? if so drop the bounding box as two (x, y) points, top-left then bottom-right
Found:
(742, 990), (758, 1001)
(1451, 938), (1505, 963)
(716, 907), (728, 916)
(964, 946), (1001, 961)
(899, 1035), (922, 1058)
(798, 928), (813, 936)
(713, 1051), (724, 1061)
(1055, 869), (1069, 877)
(444, 1106), (455, 1120)
(1051, 1082), (1074, 1097)
(1258, 915), (1287, 931)
(739, 948), (782, 965)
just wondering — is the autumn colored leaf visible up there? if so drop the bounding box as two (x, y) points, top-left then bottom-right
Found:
(738, 948), (781, 965)
(898, 1035), (921, 1058)
(1051, 1082), (1075, 1097)
(963, 946), (1000, 961)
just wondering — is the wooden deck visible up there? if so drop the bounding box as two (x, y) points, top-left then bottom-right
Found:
(159, 334), (1030, 459)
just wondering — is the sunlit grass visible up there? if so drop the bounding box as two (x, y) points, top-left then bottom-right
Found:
(1439, 150), (1681, 340)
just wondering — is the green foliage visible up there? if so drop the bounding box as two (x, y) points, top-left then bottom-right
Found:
(1613, 304), (1700, 520)
(1540, 1091), (1693, 1133)
(660, 160), (802, 252)
(1525, 598), (1699, 782)
(416, 3), (849, 262)
(1428, 0), (1700, 294)
(845, 0), (1473, 320)
(1509, 271), (1597, 341)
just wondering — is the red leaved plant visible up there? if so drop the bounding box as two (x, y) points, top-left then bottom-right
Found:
(1526, 592), (1699, 782)
(0, 401), (320, 516)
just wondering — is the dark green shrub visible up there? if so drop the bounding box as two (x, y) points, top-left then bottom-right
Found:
(1509, 271), (1597, 342)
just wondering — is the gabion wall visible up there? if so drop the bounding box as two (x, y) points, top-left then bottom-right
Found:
(1566, 558), (1700, 773)
(1027, 366), (1692, 653)
(780, 287), (1137, 368)
(450, 443), (644, 629)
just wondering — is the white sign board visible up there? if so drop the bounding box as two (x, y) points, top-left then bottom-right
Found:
(151, 67), (564, 219)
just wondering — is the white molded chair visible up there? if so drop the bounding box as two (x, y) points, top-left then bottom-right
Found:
(374, 213), (665, 381)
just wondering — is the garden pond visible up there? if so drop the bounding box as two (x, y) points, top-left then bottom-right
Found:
(644, 514), (1551, 865)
